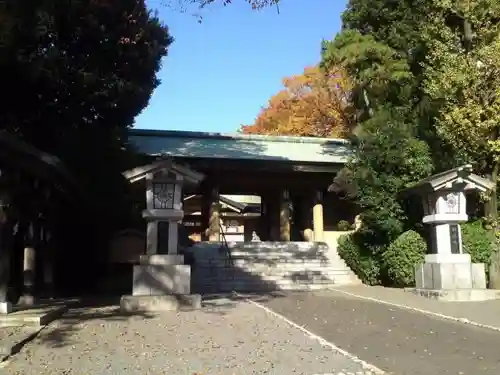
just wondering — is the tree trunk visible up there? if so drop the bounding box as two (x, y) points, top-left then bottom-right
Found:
(486, 161), (500, 288)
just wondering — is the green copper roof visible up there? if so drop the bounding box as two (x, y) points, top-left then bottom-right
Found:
(129, 129), (351, 164)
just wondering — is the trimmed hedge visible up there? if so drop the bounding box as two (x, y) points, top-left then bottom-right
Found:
(337, 221), (494, 287)
(461, 220), (495, 278)
(382, 230), (426, 287)
(337, 234), (382, 285)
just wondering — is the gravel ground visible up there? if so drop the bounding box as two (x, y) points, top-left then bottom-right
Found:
(0, 326), (41, 359)
(262, 290), (500, 375)
(2, 298), (377, 375)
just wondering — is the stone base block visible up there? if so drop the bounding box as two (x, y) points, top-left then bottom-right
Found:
(120, 294), (202, 313)
(133, 264), (191, 296)
(0, 305), (68, 327)
(424, 253), (471, 264)
(0, 302), (12, 315)
(415, 262), (486, 290)
(406, 288), (500, 302)
(139, 254), (184, 265)
(17, 295), (36, 307)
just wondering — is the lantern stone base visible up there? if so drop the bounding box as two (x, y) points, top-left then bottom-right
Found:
(412, 254), (499, 301)
(406, 288), (500, 302)
(139, 254), (184, 265)
(0, 302), (12, 314)
(120, 254), (201, 312)
(132, 263), (191, 296)
(415, 257), (487, 290)
(120, 294), (202, 312)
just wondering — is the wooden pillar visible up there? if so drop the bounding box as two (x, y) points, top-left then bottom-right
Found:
(201, 184), (220, 242)
(290, 194), (305, 241)
(268, 191), (280, 241)
(0, 191), (12, 313)
(313, 190), (324, 242)
(19, 220), (38, 306)
(299, 194), (314, 241)
(279, 189), (291, 241)
(259, 192), (271, 241)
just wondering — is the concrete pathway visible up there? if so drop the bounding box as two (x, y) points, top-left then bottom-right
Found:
(330, 285), (500, 330)
(2, 297), (378, 375)
(261, 288), (500, 375)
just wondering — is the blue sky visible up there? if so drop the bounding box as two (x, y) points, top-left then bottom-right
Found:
(135, 0), (347, 133)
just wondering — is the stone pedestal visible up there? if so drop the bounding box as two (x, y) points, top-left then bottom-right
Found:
(132, 264), (191, 296)
(412, 253), (497, 301)
(139, 254), (184, 265)
(0, 301), (12, 314)
(415, 254), (486, 290)
(120, 294), (202, 312)
(121, 254), (200, 312)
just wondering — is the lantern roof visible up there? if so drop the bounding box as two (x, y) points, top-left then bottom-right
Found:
(402, 164), (495, 196)
(123, 158), (205, 185)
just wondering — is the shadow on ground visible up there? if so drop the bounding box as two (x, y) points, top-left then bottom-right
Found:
(33, 297), (155, 349)
(199, 291), (286, 316)
(25, 291), (287, 350)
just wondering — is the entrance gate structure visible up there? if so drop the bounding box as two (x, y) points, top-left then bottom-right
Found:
(127, 129), (361, 295)
(130, 129), (351, 242)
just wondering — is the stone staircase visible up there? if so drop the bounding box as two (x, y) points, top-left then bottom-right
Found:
(185, 241), (361, 294)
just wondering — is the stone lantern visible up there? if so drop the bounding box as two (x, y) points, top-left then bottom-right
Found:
(119, 158), (205, 312)
(403, 165), (498, 301)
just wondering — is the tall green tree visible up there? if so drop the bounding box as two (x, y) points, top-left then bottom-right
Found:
(0, 0), (173, 291)
(0, 0), (172, 224)
(337, 0), (462, 170)
(324, 0), (500, 285)
(321, 11), (435, 234)
(421, 0), (500, 286)
(320, 1), (441, 283)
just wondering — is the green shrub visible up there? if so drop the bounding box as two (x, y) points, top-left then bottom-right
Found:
(337, 220), (352, 231)
(337, 233), (382, 285)
(462, 220), (494, 271)
(382, 230), (426, 287)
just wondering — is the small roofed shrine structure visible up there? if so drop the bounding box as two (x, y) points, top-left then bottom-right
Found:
(403, 164), (498, 301)
(119, 158), (205, 312)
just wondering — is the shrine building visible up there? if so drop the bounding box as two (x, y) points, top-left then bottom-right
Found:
(128, 129), (359, 246)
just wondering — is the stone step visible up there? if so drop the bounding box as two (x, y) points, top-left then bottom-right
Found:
(231, 251), (327, 258)
(198, 257), (336, 264)
(195, 256), (332, 265)
(195, 271), (352, 283)
(232, 262), (351, 271)
(194, 264), (353, 274)
(194, 261), (331, 269)
(187, 241), (364, 292)
(195, 282), (341, 293)
(197, 252), (328, 261)
(232, 266), (353, 275)
(228, 241), (330, 251)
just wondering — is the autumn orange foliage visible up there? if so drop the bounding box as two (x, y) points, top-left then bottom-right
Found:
(240, 66), (353, 138)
